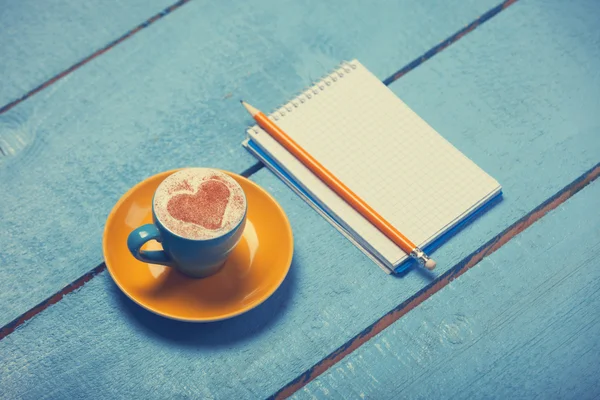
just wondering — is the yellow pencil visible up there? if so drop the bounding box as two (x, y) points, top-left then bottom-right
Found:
(242, 100), (436, 270)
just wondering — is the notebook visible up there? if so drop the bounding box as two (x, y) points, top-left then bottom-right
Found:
(242, 59), (502, 274)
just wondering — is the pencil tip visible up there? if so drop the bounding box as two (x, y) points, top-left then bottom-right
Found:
(240, 100), (259, 116)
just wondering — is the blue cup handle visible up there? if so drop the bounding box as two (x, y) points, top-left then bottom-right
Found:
(127, 224), (175, 267)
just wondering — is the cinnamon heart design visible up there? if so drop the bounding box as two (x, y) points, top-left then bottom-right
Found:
(167, 180), (231, 230)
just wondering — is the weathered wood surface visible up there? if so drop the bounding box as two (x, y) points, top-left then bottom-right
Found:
(293, 180), (600, 400)
(1, 0), (599, 399)
(0, 0), (174, 108)
(0, 0), (499, 326)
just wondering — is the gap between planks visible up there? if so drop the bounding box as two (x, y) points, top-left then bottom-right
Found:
(0, 0), (515, 117)
(382, 0), (518, 85)
(0, 0), (193, 116)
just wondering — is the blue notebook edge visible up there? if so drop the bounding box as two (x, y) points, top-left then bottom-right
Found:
(243, 138), (503, 274)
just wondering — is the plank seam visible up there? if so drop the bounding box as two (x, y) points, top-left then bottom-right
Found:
(0, 0), (192, 116)
(0, 263), (106, 340)
(240, 162), (264, 178)
(382, 0), (518, 85)
(0, 0), (517, 117)
(270, 162), (600, 400)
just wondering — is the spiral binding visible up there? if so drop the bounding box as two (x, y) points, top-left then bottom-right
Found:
(252, 60), (358, 134)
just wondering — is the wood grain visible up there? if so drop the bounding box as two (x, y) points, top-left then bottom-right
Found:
(0, 0), (174, 108)
(1, 1), (599, 399)
(0, 0), (500, 327)
(292, 180), (600, 400)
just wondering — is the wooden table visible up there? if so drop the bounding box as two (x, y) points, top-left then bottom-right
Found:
(1, 0), (599, 398)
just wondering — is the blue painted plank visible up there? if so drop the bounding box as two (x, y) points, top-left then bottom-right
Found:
(2, 1), (600, 399)
(0, 0), (174, 107)
(0, 0), (500, 326)
(292, 180), (600, 400)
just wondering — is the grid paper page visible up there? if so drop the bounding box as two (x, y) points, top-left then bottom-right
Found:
(248, 60), (501, 267)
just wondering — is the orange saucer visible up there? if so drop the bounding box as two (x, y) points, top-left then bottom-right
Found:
(103, 169), (293, 322)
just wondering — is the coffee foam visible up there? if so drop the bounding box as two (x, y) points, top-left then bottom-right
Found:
(153, 168), (246, 240)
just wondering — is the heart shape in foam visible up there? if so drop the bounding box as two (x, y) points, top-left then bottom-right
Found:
(167, 180), (231, 230)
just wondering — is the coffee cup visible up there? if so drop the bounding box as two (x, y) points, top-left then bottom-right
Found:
(127, 168), (247, 278)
